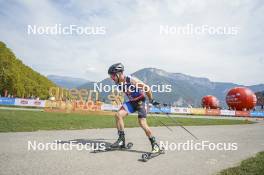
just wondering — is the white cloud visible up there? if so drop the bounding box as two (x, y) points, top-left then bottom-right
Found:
(0, 0), (263, 85)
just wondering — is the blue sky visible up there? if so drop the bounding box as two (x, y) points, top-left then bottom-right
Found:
(0, 0), (263, 85)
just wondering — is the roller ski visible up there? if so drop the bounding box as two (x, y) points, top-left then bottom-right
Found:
(92, 140), (133, 153)
(140, 137), (165, 162)
(93, 131), (133, 153)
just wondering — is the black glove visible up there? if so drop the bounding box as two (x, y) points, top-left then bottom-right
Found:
(150, 99), (160, 106)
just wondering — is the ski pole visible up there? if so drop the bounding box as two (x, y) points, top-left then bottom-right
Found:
(149, 113), (173, 132)
(154, 105), (199, 140)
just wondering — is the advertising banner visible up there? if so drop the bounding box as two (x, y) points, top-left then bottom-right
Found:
(205, 109), (220, 116)
(15, 98), (46, 107)
(235, 111), (250, 117)
(171, 107), (191, 114)
(190, 108), (206, 115)
(149, 107), (172, 113)
(250, 111), (264, 118)
(0, 97), (15, 106)
(220, 110), (236, 116)
(101, 104), (120, 111)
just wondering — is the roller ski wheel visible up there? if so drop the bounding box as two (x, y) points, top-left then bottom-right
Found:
(110, 142), (133, 149)
(141, 153), (150, 162)
(140, 147), (165, 162)
(126, 142), (133, 149)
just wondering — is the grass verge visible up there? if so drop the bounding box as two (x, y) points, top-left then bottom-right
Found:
(0, 109), (253, 132)
(218, 151), (264, 175)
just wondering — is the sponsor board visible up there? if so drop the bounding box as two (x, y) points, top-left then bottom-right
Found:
(0, 97), (15, 105)
(205, 109), (220, 116)
(15, 98), (46, 107)
(101, 104), (120, 111)
(45, 100), (103, 112)
(72, 100), (102, 111)
(220, 110), (236, 116)
(235, 110), (250, 117)
(171, 107), (191, 114)
(190, 108), (206, 115)
(250, 111), (264, 118)
(149, 107), (172, 113)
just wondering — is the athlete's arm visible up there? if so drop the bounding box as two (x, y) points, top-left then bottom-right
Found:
(130, 77), (153, 101)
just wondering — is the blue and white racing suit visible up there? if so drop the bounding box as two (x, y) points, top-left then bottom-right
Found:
(119, 75), (147, 118)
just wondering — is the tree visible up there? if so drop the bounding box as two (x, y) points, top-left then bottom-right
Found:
(0, 41), (56, 99)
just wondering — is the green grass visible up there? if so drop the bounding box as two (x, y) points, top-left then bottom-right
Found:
(0, 109), (253, 132)
(218, 152), (264, 175)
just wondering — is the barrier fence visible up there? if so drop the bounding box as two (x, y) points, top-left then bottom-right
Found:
(0, 97), (264, 117)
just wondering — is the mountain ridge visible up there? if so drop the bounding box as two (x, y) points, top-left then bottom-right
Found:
(47, 75), (92, 89)
(77, 68), (264, 107)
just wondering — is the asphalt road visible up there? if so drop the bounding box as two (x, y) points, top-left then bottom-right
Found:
(0, 121), (264, 175)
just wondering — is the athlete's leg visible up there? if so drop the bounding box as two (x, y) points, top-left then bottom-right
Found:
(115, 108), (128, 131)
(137, 100), (152, 137)
(138, 118), (153, 137)
(112, 103), (131, 148)
(137, 101), (160, 152)
(138, 117), (160, 152)
(116, 101), (135, 130)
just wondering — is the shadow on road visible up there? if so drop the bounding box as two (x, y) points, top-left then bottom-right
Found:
(57, 138), (147, 154)
(58, 138), (113, 147)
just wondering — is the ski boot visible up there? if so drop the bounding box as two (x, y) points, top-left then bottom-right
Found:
(111, 131), (126, 148)
(141, 137), (165, 162)
(149, 136), (161, 153)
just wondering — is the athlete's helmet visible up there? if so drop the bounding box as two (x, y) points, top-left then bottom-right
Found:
(108, 63), (124, 75)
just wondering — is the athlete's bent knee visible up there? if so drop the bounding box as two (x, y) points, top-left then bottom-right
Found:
(115, 110), (126, 120)
(115, 112), (121, 120)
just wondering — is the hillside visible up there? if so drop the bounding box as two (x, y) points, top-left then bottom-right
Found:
(0, 41), (55, 99)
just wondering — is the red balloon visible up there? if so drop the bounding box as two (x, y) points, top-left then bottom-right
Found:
(202, 95), (220, 109)
(226, 87), (257, 111)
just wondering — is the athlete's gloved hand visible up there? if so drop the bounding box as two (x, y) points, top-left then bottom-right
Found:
(150, 99), (160, 106)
